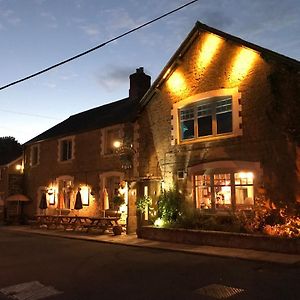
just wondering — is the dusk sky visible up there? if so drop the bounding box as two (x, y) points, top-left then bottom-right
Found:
(1, 0), (299, 144)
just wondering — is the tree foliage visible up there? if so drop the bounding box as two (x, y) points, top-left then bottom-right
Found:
(0, 136), (22, 165)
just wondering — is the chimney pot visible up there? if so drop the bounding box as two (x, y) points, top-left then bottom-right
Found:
(129, 67), (151, 101)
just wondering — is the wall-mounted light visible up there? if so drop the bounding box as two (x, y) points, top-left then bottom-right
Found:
(113, 140), (122, 149)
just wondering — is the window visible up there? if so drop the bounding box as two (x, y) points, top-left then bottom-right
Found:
(57, 177), (74, 209)
(171, 88), (242, 146)
(30, 145), (39, 166)
(59, 138), (74, 161)
(180, 96), (232, 141)
(234, 172), (254, 207)
(104, 128), (121, 155)
(195, 171), (254, 211)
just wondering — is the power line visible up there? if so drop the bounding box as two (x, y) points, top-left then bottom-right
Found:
(0, 109), (61, 120)
(0, 0), (199, 91)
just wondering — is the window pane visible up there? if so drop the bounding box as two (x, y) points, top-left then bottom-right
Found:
(217, 111), (232, 134)
(61, 140), (72, 161)
(195, 175), (211, 209)
(235, 186), (254, 206)
(180, 108), (194, 120)
(181, 120), (194, 140)
(197, 103), (212, 117)
(214, 186), (232, 209)
(214, 173), (231, 185)
(198, 116), (212, 136)
(105, 129), (121, 154)
(216, 98), (232, 113)
(234, 172), (254, 185)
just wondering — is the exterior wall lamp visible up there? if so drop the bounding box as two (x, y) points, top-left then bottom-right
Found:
(113, 139), (136, 170)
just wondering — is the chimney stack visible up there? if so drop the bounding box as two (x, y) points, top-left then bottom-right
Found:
(129, 67), (151, 101)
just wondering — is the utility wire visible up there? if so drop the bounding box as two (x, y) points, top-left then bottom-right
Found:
(0, 109), (61, 120)
(0, 0), (199, 91)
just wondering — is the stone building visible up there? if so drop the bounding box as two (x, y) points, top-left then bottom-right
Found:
(138, 21), (300, 213)
(23, 68), (151, 232)
(19, 21), (300, 231)
(0, 156), (25, 222)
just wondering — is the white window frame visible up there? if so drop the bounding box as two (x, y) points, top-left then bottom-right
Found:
(30, 144), (40, 167)
(58, 136), (75, 162)
(171, 88), (242, 145)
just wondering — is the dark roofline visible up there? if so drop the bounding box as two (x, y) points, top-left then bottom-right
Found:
(140, 21), (300, 108)
(24, 97), (135, 145)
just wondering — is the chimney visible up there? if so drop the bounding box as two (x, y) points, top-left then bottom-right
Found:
(129, 67), (151, 101)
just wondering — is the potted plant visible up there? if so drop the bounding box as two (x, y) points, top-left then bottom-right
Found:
(112, 194), (125, 211)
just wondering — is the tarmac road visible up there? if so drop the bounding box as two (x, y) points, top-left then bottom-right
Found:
(0, 228), (299, 300)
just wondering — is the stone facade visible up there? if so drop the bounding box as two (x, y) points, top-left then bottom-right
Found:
(139, 25), (300, 212)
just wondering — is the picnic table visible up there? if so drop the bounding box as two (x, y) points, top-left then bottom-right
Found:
(35, 215), (122, 235)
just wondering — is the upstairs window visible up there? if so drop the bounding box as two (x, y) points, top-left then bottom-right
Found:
(180, 96), (232, 141)
(104, 128), (121, 155)
(59, 138), (74, 162)
(30, 145), (40, 166)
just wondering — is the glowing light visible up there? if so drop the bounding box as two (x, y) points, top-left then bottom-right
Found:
(113, 140), (121, 148)
(15, 164), (22, 171)
(154, 218), (165, 227)
(47, 187), (56, 205)
(197, 33), (222, 70)
(80, 186), (89, 205)
(229, 47), (257, 84)
(167, 71), (186, 95)
(163, 68), (171, 79)
(237, 172), (254, 179)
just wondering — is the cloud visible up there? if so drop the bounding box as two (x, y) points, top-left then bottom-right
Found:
(59, 73), (78, 81)
(79, 24), (100, 36)
(95, 66), (133, 91)
(43, 82), (57, 89)
(0, 9), (21, 26)
(101, 8), (140, 34)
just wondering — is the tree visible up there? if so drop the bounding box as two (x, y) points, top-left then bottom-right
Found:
(0, 136), (22, 165)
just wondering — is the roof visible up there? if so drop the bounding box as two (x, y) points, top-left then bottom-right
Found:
(140, 21), (300, 107)
(0, 155), (23, 168)
(26, 97), (138, 144)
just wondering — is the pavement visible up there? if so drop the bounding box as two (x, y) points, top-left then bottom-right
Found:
(3, 225), (300, 265)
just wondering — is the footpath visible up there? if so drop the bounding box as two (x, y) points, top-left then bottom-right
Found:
(3, 226), (300, 265)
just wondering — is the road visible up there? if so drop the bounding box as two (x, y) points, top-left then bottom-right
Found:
(0, 228), (299, 300)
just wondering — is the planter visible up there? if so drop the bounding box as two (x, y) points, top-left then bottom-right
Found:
(136, 226), (300, 254)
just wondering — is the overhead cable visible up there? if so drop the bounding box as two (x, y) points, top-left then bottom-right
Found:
(0, 0), (199, 91)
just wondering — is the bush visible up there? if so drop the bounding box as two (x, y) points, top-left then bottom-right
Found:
(157, 188), (183, 223)
(175, 208), (244, 233)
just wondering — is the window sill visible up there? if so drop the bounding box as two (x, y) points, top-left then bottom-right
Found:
(58, 159), (74, 164)
(179, 133), (237, 145)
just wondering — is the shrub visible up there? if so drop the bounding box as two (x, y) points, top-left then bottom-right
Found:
(157, 188), (183, 223)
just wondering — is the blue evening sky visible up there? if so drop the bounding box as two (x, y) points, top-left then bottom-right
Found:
(1, 0), (299, 143)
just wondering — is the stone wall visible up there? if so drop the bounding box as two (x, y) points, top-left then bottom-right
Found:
(137, 226), (300, 254)
(139, 30), (300, 208)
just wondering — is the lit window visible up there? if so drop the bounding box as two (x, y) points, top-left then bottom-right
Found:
(58, 178), (73, 209)
(234, 172), (254, 207)
(180, 96), (232, 141)
(194, 171), (254, 211)
(59, 138), (74, 162)
(30, 144), (40, 166)
(195, 175), (212, 209)
(214, 173), (232, 209)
